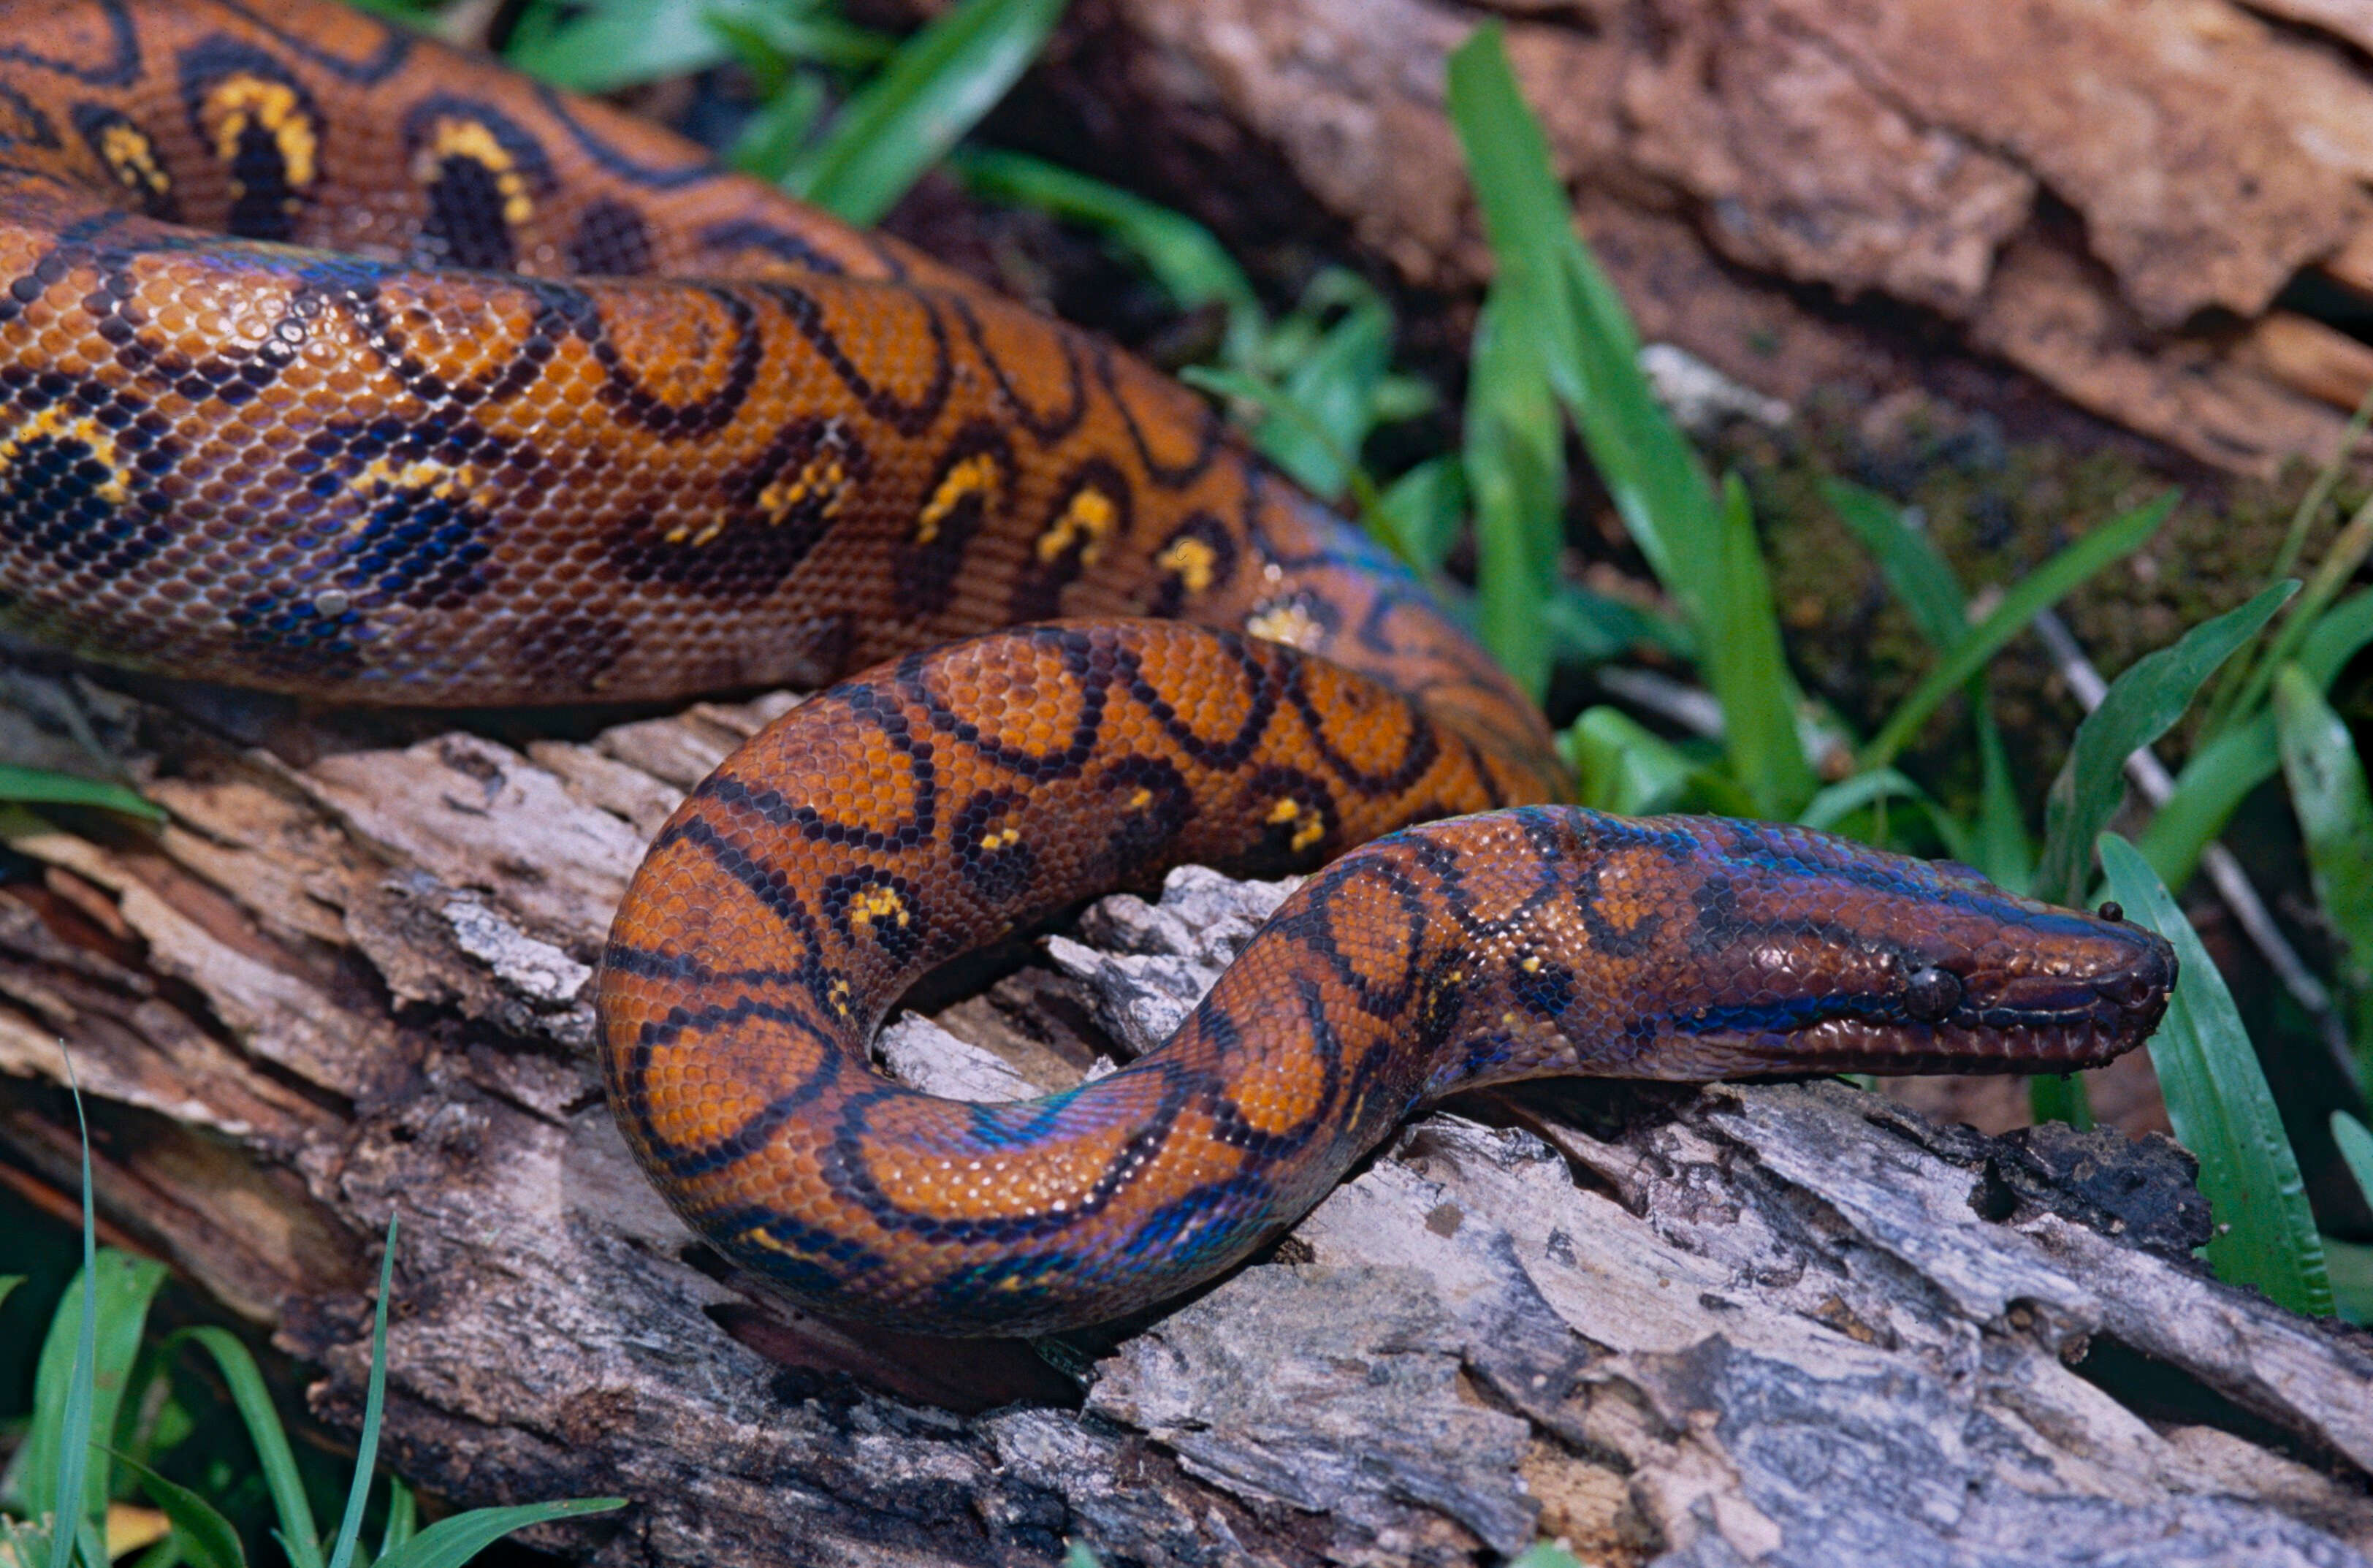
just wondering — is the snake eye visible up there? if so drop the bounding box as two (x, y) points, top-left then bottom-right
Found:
(1903, 965), (1963, 1023)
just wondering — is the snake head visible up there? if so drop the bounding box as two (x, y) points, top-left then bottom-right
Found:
(1549, 812), (2177, 1081)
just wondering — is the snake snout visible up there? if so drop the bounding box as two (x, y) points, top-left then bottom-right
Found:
(2095, 930), (2176, 1036)
(1981, 917), (2176, 1042)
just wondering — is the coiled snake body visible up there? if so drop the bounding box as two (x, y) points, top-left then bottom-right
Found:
(0, 0), (2174, 1334)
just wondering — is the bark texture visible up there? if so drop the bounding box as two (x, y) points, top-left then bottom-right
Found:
(980, 0), (2373, 475)
(1, 661), (2372, 1566)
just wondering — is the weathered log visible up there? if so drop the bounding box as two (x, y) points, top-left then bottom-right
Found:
(1, 655), (2371, 1566)
(959, 0), (2373, 477)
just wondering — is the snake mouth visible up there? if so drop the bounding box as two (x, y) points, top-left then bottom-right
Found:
(1797, 926), (2179, 1075)
(1638, 921), (2179, 1080)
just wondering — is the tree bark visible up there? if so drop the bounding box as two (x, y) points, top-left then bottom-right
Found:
(1, 656), (2371, 1567)
(967, 0), (2373, 477)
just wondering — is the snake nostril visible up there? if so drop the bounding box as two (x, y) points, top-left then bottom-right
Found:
(2104, 952), (2175, 1013)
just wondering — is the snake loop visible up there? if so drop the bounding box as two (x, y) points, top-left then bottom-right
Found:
(0, 0), (2176, 1335)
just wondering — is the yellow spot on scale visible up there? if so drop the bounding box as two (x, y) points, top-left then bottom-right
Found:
(0, 408), (130, 505)
(1520, 956), (1543, 973)
(915, 452), (999, 544)
(1156, 535), (1216, 594)
(742, 1225), (822, 1260)
(1267, 797), (1325, 853)
(848, 885), (909, 930)
(1126, 787), (1154, 810)
(1036, 486), (1117, 564)
(827, 977), (853, 1017)
(206, 75), (316, 192)
(980, 826), (1021, 851)
(758, 452), (850, 525)
(1246, 598), (1325, 652)
(97, 123), (170, 199)
(353, 455), (475, 508)
(415, 117), (533, 224)
(663, 517), (725, 547)
(347, 457), (479, 534)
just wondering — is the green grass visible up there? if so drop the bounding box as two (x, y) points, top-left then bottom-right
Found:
(2101, 838), (2331, 1315)
(0, 769), (162, 824)
(1, 1063), (622, 1567)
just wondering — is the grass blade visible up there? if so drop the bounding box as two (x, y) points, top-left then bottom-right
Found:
(503, 0), (739, 91)
(1176, 366), (1394, 557)
(1509, 1545), (1588, 1568)
(2222, 492), (2373, 733)
(1463, 289), (1563, 699)
(1561, 707), (1753, 817)
(1973, 706), (2033, 893)
(1447, 25), (1716, 617)
(0, 766), (163, 823)
(1563, 707), (1697, 816)
(0, 1276), (20, 1311)
(2331, 1239), (2373, 1325)
(1823, 478), (2034, 886)
(2098, 834), (2331, 1316)
(1450, 20), (1810, 806)
(507, 0), (886, 92)
(1821, 478), (1966, 648)
(951, 148), (1260, 357)
(2273, 663), (2373, 1059)
(2336, 1111), (2373, 1211)
(172, 1330), (321, 1568)
(19, 1246), (167, 1534)
(45, 1061), (95, 1568)
(1376, 457), (1468, 576)
(1863, 493), (2176, 770)
(1798, 768), (1974, 864)
(786, 0), (1067, 226)
(2029, 1074), (2094, 1131)
(110, 1452), (246, 1568)
(374, 1498), (626, 1568)
(1257, 271), (1400, 500)
(2032, 579), (2295, 904)
(1706, 473), (1817, 816)
(2298, 587), (2373, 688)
(323, 1220), (398, 1568)
(725, 70), (829, 183)
(2137, 587), (2373, 892)
(1546, 585), (1691, 666)
(2135, 718), (2279, 894)
(381, 1480), (416, 1559)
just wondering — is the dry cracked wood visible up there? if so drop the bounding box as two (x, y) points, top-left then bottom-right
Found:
(986, 0), (2373, 475)
(1, 659), (2372, 1567)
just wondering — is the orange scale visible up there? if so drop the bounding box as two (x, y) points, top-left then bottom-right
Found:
(855, 1100), (1144, 1224)
(635, 1016), (829, 1160)
(1224, 1045), (1333, 1140)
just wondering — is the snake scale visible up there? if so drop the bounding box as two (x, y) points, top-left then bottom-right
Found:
(0, 0), (2174, 1335)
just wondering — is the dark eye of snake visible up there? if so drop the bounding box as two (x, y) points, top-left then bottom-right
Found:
(1903, 965), (1964, 1023)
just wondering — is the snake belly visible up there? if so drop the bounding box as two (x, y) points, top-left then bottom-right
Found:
(0, 1), (2177, 1336)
